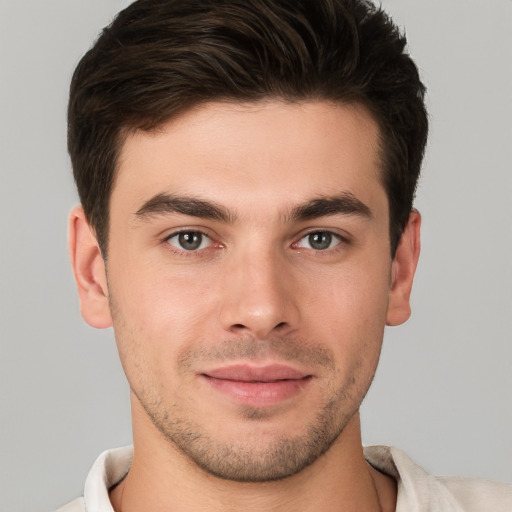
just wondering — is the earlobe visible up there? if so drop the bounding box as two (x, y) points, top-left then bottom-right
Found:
(68, 205), (112, 329)
(386, 210), (421, 326)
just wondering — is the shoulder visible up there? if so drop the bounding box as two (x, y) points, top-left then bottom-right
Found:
(51, 446), (132, 512)
(364, 445), (512, 511)
(54, 497), (86, 512)
(438, 475), (512, 511)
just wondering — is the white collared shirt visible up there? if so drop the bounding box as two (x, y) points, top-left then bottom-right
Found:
(55, 445), (512, 511)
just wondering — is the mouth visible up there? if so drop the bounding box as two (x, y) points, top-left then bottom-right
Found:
(201, 364), (313, 406)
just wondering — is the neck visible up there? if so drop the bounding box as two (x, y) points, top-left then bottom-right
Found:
(110, 398), (396, 512)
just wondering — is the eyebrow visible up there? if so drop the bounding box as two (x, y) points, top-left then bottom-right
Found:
(134, 193), (234, 223)
(134, 191), (372, 224)
(288, 193), (373, 221)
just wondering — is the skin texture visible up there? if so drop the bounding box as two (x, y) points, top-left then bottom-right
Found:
(69, 100), (420, 511)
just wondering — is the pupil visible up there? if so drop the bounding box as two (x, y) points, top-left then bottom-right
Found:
(309, 232), (331, 250)
(179, 232), (202, 250)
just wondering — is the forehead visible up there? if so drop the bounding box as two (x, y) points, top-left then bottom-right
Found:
(113, 100), (385, 217)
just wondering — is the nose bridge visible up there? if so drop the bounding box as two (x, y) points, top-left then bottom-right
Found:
(219, 241), (299, 338)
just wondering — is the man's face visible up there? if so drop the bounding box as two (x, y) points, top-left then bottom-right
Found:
(76, 100), (417, 481)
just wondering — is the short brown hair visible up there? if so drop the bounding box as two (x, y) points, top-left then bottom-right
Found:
(68, 0), (428, 256)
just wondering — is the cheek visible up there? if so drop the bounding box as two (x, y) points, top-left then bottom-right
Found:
(108, 261), (219, 369)
(305, 262), (390, 367)
(307, 257), (390, 323)
(113, 256), (213, 317)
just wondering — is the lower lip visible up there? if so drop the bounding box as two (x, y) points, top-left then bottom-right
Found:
(203, 376), (311, 406)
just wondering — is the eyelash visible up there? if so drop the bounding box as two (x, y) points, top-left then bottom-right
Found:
(163, 229), (217, 255)
(293, 231), (346, 252)
(162, 229), (350, 256)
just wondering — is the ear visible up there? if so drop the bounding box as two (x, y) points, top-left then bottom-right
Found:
(386, 209), (421, 326)
(68, 205), (112, 329)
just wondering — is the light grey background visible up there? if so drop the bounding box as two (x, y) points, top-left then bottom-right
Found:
(1, 1), (511, 510)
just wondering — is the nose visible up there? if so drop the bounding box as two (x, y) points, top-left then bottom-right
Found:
(218, 247), (300, 339)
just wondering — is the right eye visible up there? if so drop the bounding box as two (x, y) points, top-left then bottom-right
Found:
(165, 231), (212, 252)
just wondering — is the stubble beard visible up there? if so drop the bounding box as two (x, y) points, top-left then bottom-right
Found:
(135, 385), (354, 482)
(130, 338), (375, 483)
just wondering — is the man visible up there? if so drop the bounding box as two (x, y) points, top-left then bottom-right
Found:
(60, 0), (512, 510)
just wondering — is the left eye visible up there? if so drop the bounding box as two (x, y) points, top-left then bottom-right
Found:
(296, 231), (342, 251)
(166, 231), (212, 251)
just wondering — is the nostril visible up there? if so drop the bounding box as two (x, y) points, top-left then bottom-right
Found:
(275, 322), (287, 329)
